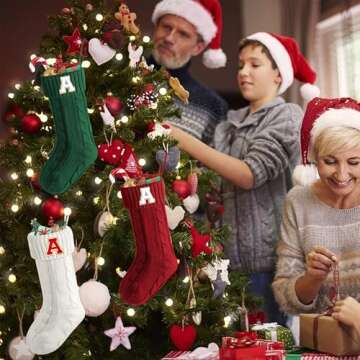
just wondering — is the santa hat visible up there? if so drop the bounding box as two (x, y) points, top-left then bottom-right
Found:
(293, 97), (360, 186)
(246, 32), (319, 101)
(152, 0), (226, 69)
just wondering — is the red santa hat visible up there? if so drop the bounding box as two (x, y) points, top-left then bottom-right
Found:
(293, 97), (360, 186)
(152, 0), (226, 69)
(246, 32), (319, 101)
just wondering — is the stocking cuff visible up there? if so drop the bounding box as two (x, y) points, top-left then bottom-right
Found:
(121, 178), (166, 209)
(40, 66), (86, 99)
(28, 226), (75, 261)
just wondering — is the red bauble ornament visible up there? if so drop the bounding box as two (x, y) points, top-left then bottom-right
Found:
(30, 173), (41, 191)
(42, 198), (64, 221)
(105, 96), (122, 116)
(21, 114), (42, 134)
(169, 324), (197, 351)
(172, 179), (190, 199)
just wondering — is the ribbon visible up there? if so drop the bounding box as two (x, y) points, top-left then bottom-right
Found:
(184, 343), (219, 359)
(222, 336), (257, 349)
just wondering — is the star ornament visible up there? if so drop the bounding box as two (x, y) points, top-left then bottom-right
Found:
(104, 316), (136, 351)
(63, 27), (83, 55)
(189, 223), (213, 258)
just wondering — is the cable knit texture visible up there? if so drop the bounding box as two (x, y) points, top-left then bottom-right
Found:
(273, 185), (360, 314)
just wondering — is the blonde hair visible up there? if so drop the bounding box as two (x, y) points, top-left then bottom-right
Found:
(311, 126), (360, 161)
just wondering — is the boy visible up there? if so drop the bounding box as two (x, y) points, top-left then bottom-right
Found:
(169, 32), (319, 323)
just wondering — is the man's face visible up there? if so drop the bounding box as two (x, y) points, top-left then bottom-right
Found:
(152, 14), (206, 69)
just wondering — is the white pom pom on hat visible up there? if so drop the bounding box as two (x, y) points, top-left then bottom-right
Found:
(292, 97), (360, 186)
(152, 0), (226, 68)
(246, 32), (319, 101)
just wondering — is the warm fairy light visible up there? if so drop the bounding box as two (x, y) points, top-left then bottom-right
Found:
(8, 274), (16, 283)
(8, 93), (15, 99)
(223, 315), (231, 328)
(176, 162), (181, 169)
(165, 298), (173, 307)
(11, 204), (19, 213)
(10, 173), (19, 180)
(142, 35), (151, 43)
(15, 83), (21, 90)
(93, 197), (100, 204)
(71, 59), (78, 64)
(47, 58), (56, 66)
(64, 207), (72, 216)
(25, 156), (32, 164)
(120, 115), (129, 124)
(127, 308), (135, 317)
(138, 158), (146, 166)
(94, 177), (102, 185)
(82, 60), (91, 68)
(159, 87), (167, 95)
(82, 23), (88, 31)
(87, 108), (95, 114)
(38, 113), (48, 123)
(26, 169), (35, 178)
(96, 257), (105, 266)
(183, 276), (190, 284)
(129, 35), (136, 41)
(76, 190), (83, 196)
(34, 197), (42, 206)
(0, 246), (5, 255)
(132, 76), (140, 84)
(95, 13), (104, 21)
(176, 258), (181, 264)
(33, 85), (40, 91)
(0, 305), (5, 314)
(115, 53), (123, 61)
(150, 102), (158, 110)
(117, 191), (122, 199)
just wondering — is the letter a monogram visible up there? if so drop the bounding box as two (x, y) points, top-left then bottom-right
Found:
(59, 75), (76, 94)
(47, 237), (63, 255)
(139, 187), (156, 206)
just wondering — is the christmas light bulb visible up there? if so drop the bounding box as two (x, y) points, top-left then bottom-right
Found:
(223, 315), (231, 328)
(165, 298), (174, 307)
(115, 53), (123, 61)
(159, 87), (167, 95)
(176, 162), (181, 169)
(95, 13), (103, 21)
(33, 85), (40, 91)
(132, 76), (140, 84)
(127, 308), (135, 317)
(8, 274), (16, 283)
(96, 257), (105, 266)
(120, 115), (129, 124)
(0, 305), (4, 314)
(76, 190), (83, 196)
(47, 58), (56, 66)
(143, 35), (151, 43)
(8, 93), (15, 99)
(138, 158), (146, 166)
(87, 108), (95, 114)
(82, 23), (88, 31)
(38, 113), (48, 122)
(11, 204), (19, 213)
(34, 197), (42, 206)
(64, 207), (72, 216)
(25, 155), (32, 164)
(26, 169), (34, 177)
(10, 173), (19, 180)
(129, 35), (136, 41)
(71, 59), (78, 64)
(0, 246), (5, 255)
(82, 60), (91, 68)
(15, 83), (21, 90)
(117, 191), (122, 199)
(94, 177), (102, 185)
(93, 197), (100, 204)
(183, 276), (190, 283)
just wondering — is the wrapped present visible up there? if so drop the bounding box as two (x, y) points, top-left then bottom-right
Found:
(252, 323), (295, 349)
(299, 313), (360, 356)
(286, 349), (360, 360)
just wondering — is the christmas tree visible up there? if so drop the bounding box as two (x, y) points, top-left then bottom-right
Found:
(0, 1), (257, 358)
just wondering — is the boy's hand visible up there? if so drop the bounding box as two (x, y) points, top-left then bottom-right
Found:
(305, 246), (337, 282)
(332, 297), (360, 329)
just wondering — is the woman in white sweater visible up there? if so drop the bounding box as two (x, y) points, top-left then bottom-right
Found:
(272, 97), (360, 336)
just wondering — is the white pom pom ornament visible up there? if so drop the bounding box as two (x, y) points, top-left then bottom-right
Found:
(79, 280), (111, 317)
(8, 336), (34, 360)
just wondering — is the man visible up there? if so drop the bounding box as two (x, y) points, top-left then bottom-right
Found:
(151, 0), (228, 144)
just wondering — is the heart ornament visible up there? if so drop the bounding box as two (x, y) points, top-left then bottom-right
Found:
(169, 324), (197, 351)
(88, 38), (116, 65)
(183, 194), (200, 214)
(165, 205), (185, 230)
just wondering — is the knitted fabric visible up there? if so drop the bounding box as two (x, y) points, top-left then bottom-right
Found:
(273, 185), (360, 314)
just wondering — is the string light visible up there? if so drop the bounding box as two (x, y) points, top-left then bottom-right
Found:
(0, 306), (5, 314)
(24, 155), (32, 164)
(120, 115), (129, 124)
(117, 191), (122, 199)
(132, 76), (140, 84)
(8, 274), (16, 283)
(26, 169), (35, 178)
(38, 113), (48, 123)
(138, 158), (146, 166)
(223, 315), (231, 328)
(10, 173), (19, 180)
(76, 190), (83, 196)
(33, 86), (40, 92)
(142, 35), (151, 43)
(82, 23), (88, 31)
(8, 93), (14, 99)
(15, 83), (21, 90)
(183, 276), (189, 283)
(176, 162), (181, 169)
(127, 308), (135, 317)
(47, 58), (56, 66)
(96, 257), (105, 266)
(165, 298), (173, 307)
(94, 177), (102, 185)
(82, 60), (91, 68)
(87, 108), (95, 114)
(129, 35), (136, 41)
(11, 204), (19, 213)
(95, 13), (104, 21)
(159, 87), (167, 95)
(71, 59), (78, 64)
(115, 53), (123, 61)
(64, 207), (72, 217)
(33, 197), (42, 206)
(0, 246), (5, 255)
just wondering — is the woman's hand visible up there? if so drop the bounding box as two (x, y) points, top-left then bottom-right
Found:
(332, 297), (360, 331)
(305, 246), (337, 282)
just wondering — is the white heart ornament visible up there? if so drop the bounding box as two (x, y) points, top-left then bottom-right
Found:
(88, 38), (116, 65)
(183, 194), (200, 214)
(190, 297), (202, 325)
(94, 211), (114, 237)
(165, 205), (185, 230)
(73, 247), (87, 272)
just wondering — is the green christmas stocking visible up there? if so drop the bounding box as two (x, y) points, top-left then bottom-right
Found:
(40, 66), (97, 194)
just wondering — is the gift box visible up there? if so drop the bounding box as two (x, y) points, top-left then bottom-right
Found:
(299, 313), (360, 356)
(286, 350), (360, 360)
(252, 323), (295, 349)
(162, 351), (192, 359)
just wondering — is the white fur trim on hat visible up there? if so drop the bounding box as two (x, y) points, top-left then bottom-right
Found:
(202, 48), (227, 68)
(247, 32), (294, 95)
(292, 164), (319, 186)
(152, 0), (217, 44)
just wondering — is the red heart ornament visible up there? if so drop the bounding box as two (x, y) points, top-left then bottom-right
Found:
(169, 324), (197, 351)
(97, 139), (125, 165)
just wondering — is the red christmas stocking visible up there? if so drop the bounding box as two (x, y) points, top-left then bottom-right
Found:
(119, 178), (178, 305)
